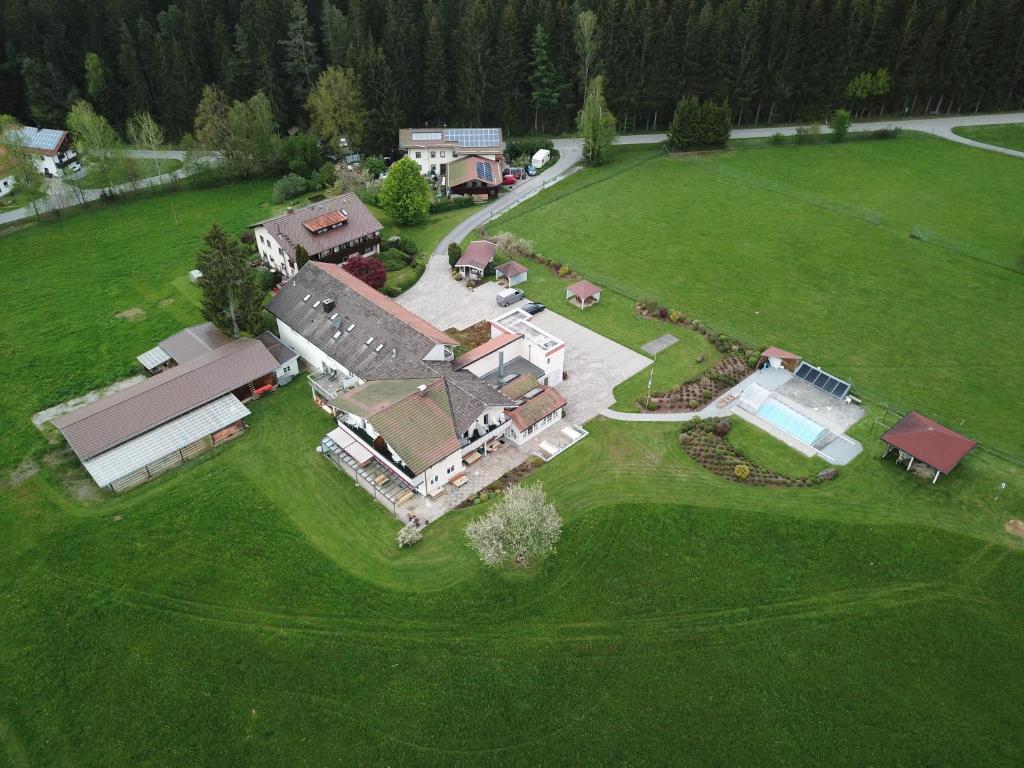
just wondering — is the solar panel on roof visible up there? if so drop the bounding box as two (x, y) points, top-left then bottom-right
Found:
(445, 128), (500, 147)
(411, 131), (443, 141)
(15, 126), (65, 151)
(476, 160), (494, 182)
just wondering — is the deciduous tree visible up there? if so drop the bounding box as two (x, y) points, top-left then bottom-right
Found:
(342, 254), (387, 289)
(126, 111), (166, 179)
(306, 67), (366, 151)
(66, 100), (123, 193)
(578, 76), (617, 165)
(377, 156), (430, 225)
(466, 483), (562, 568)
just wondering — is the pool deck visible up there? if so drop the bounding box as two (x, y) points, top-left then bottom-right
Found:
(715, 368), (865, 466)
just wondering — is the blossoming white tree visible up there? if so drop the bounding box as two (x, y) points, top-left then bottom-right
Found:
(466, 483), (562, 567)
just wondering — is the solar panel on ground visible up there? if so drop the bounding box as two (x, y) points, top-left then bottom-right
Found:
(793, 362), (850, 399)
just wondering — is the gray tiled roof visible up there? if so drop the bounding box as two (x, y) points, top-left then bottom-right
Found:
(160, 322), (231, 364)
(253, 193), (382, 261)
(256, 331), (298, 366)
(267, 263), (512, 436)
(53, 339), (278, 461)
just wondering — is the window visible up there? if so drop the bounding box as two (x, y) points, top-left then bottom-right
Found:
(440, 151), (446, 158)
(414, 151), (421, 158)
(430, 150), (436, 158)
(447, 466), (454, 475)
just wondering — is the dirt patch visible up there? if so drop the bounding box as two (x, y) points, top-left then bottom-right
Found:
(157, 297), (175, 308)
(115, 307), (146, 321)
(65, 475), (102, 503)
(43, 447), (74, 465)
(5, 459), (39, 487)
(1004, 519), (1024, 540)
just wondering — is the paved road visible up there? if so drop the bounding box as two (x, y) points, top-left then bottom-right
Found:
(616, 111), (1024, 159)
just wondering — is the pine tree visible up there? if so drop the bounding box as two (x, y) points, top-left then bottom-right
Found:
(529, 24), (562, 132)
(281, 1), (321, 104)
(356, 42), (401, 155)
(421, 0), (448, 124)
(195, 223), (265, 337)
(321, 1), (349, 67)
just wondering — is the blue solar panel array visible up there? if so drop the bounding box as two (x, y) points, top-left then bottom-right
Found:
(476, 161), (494, 182)
(794, 362), (851, 399)
(445, 128), (501, 147)
(16, 127), (65, 151)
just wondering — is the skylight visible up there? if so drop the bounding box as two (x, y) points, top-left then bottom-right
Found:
(302, 294), (311, 302)
(365, 337), (374, 345)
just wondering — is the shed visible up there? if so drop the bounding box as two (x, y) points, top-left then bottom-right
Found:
(496, 261), (528, 287)
(880, 411), (977, 483)
(565, 279), (601, 309)
(455, 240), (496, 279)
(257, 331), (300, 385)
(757, 346), (802, 372)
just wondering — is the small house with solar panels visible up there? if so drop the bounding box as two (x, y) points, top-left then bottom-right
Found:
(445, 155), (502, 197)
(11, 126), (81, 177)
(251, 193), (383, 278)
(398, 127), (504, 178)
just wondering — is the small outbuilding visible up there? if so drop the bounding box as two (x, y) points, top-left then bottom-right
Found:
(446, 155), (502, 197)
(257, 331), (300, 385)
(565, 279), (601, 309)
(757, 346), (802, 372)
(455, 240), (496, 280)
(880, 411), (977, 483)
(496, 261), (527, 287)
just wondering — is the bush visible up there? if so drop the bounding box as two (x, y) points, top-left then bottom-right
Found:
(747, 355), (759, 368)
(363, 155), (387, 178)
(795, 124), (821, 145)
(734, 463), (750, 480)
(378, 248), (409, 271)
(312, 161), (338, 189)
(396, 236), (419, 256)
(447, 242), (462, 266)
(558, 264), (570, 277)
(713, 419), (732, 437)
(493, 232), (535, 261)
(396, 523), (423, 548)
(669, 310), (685, 323)
(505, 137), (554, 162)
(639, 297), (658, 314)
(701, 388), (712, 401)
(873, 127), (901, 140)
(254, 268), (277, 293)
(668, 96), (732, 150)
(430, 195), (474, 213)
(770, 132), (787, 145)
(378, 156), (430, 225)
(271, 172), (313, 203)
(453, 271), (463, 281)
(342, 254), (387, 289)
(829, 108), (851, 142)
(657, 308), (669, 319)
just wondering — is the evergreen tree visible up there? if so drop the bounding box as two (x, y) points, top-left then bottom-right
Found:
(421, 0), (448, 124)
(195, 223), (265, 337)
(377, 156), (430, 225)
(321, 1), (349, 67)
(457, 0), (492, 124)
(668, 96), (731, 150)
(356, 42), (401, 155)
(578, 76), (617, 164)
(529, 24), (562, 132)
(280, 1), (321, 104)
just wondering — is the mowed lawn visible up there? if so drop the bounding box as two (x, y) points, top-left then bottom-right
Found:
(494, 136), (1024, 453)
(1, 158), (1024, 765)
(953, 122), (1024, 152)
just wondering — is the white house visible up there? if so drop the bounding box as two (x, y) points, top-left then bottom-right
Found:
(398, 127), (504, 178)
(454, 240), (496, 280)
(252, 193), (382, 278)
(13, 127), (80, 177)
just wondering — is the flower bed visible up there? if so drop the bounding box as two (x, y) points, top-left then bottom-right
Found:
(678, 418), (823, 488)
(644, 355), (752, 411)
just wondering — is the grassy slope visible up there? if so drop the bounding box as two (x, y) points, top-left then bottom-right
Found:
(70, 157), (183, 189)
(493, 137), (1024, 452)
(1, 150), (1024, 766)
(953, 123), (1024, 152)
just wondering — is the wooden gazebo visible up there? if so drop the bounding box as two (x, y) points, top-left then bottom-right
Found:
(565, 279), (601, 309)
(880, 411), (977, 483)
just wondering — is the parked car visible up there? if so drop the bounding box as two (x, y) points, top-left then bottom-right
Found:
(525, 164), (537, 176)
(502, 173), (516, 186)
(509, 167), (526, 179)
(496, 288), (524, 306)
(521, 301), (545, 315)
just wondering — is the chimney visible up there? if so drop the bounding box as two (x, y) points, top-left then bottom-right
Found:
(322, 297), (335, 313)
(497, 350), (504, 379)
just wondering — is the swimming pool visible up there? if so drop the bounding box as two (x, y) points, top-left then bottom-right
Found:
(756, 398), (826, 446)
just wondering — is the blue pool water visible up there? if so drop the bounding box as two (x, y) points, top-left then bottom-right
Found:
(756, 399), (826, 446)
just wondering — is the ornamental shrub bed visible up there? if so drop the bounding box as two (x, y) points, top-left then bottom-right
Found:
(644, 355), (752, 411)
(678, 418), (822, 488)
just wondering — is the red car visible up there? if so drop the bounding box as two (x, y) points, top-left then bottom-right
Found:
(502, 173), (516, 186)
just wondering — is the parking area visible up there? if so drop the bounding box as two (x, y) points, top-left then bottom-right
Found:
(397, 270), (651, 424)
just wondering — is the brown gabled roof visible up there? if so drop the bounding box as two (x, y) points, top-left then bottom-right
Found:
(312, 262), (458, 346)
(761, 346), (801, 360)
(53, 338), (278, 461)
(256, 331), (298, 366)
(446, 155), (501, 189)
(368, 379), (462, 474)
(253, 193), (381, 261)
(497, 261), (527, 277)
(160, 322), (231, 364)
(566, 279), (601, 301)
(455, 240), (496, 271)
(453, 332), (521, 369)
(500, 374), (540, 400)
(881, 411), (977, 474)
(507, 386), (566, 431)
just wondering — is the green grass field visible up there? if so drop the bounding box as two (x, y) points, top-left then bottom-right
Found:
(494, 136), (1024, 453)
(953, 123), (1024, 152)
(2, 144), (1023, 766)
(70, 157), (183, 189)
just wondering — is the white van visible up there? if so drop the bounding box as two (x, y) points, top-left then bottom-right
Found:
(496, 288), (524, 306)
(532, 148), (551, 168)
